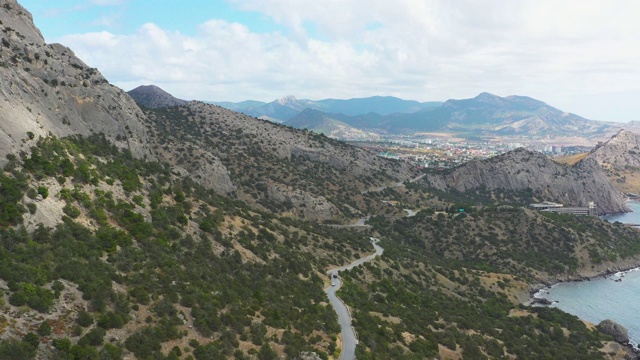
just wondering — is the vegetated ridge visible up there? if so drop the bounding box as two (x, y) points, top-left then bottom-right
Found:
(142, 102), (419, 222)
(127, 85), (188, 109)
(284, 108), (381, 140)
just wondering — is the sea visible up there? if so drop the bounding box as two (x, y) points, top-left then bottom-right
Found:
(534, 201), (640, 346)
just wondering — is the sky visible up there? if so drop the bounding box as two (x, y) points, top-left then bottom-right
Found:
(18, 0), (640, 122)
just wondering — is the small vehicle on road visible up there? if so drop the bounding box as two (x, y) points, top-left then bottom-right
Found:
(331, 282), (336, 286)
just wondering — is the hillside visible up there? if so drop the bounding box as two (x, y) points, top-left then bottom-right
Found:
(0, 135), (372, 359)
(284, 109), (381, 140)
(586, 130), (640, 193)
(2, 1), (640, 359)
(127, 85), (188, 109)
(426, 148), (629, 214)
(141, 102), (419, 222)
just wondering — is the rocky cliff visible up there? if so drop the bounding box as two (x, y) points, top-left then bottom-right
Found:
(426, 148), (629, 214)
(0, 0), (151, 162)
(587, 130), (640, 170)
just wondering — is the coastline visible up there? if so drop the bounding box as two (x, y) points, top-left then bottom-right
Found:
(527, 261), (640, 304)
(524, 261), (640, 354)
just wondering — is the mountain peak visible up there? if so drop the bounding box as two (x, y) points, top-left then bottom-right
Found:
(475, 92), (499, 99)
(127, 85), (187, 109)
(277, 95), (298, 105)
(473, 92), (505, 105)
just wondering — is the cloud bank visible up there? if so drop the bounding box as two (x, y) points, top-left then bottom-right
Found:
(58, 0), (640, 121)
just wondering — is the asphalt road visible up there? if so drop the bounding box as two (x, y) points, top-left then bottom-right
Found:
(325, 238), (384, 360)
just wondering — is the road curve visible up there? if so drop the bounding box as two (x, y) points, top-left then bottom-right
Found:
(325, 238), (384, 360)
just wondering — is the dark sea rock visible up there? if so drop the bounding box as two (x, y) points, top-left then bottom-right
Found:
(598, 319), (630, 344)
(532, 297), (553, 305)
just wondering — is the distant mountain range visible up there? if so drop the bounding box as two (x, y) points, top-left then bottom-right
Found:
(209, 92), (623, 140)
(127, 85), (188, 109)
(209, 95), (441, 122)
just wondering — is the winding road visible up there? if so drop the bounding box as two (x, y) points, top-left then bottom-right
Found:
(325, 238), (384, 360)
(360, 173), (426, 194)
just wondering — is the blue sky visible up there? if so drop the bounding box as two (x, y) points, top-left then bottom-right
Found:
(22, 1), (285, 39)
(17, 0), (640, 122)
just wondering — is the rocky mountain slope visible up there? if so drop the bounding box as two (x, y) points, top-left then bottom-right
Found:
(588, 130), (640, 170)
(141, 102), (419, 222)
(284, 108), (381, 140)
(585, 130), (640, 193)
(0, 0), (418, 225)
(127, 85), (187, 109)
(426, 148), (629, 214)
(0, 0), (151, 161)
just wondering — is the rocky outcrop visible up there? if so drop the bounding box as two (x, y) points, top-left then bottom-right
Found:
(426, 148), (629, 214)
(0, 0), (152, 163)
(265, 183), (341, 222)
(597, 319), (629, 344)
(127, 85), (188, 109)
(297, 352), (323, 360)
(587, 130), (640, 170)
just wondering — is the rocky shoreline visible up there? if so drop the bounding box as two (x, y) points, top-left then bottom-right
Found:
(524, 262), (640, 358)
(527, 261), (640, 305)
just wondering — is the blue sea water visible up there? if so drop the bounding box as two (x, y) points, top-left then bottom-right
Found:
(536, 201), (640, 345)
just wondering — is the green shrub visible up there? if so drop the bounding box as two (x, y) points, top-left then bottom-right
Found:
(37, 321), (51, 336)
(37, 186), (48, 199)
(76, 311), (93, 327)
(62, 204), (81, 219)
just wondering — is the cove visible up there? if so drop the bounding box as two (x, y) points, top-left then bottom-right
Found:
(536, 201), (640, 345)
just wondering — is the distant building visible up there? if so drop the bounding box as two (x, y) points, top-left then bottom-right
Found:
(530, 201), (597, 216)
(529, 201), (564, 210)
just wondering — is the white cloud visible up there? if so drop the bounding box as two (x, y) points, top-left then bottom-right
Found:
(58, 0), (640, 121)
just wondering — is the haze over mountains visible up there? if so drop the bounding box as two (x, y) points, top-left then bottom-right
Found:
(181, 90), (625, 140)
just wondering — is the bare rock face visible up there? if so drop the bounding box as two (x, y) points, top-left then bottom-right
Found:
(188, 152), (236, 195)
(588, 130), (640, 170)
(265, 183), (341, 222)
(0, 0), (152, 163)
(597, 319), (629, 344)
(426, 148), (629, 214)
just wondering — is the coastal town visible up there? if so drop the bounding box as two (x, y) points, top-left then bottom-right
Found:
(348, 135), (593, 169)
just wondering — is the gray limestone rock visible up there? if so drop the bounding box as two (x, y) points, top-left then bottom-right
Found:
(597, 319), (629, 344)
(426, 148), (629, 215)
(0, 0), (153, 164)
